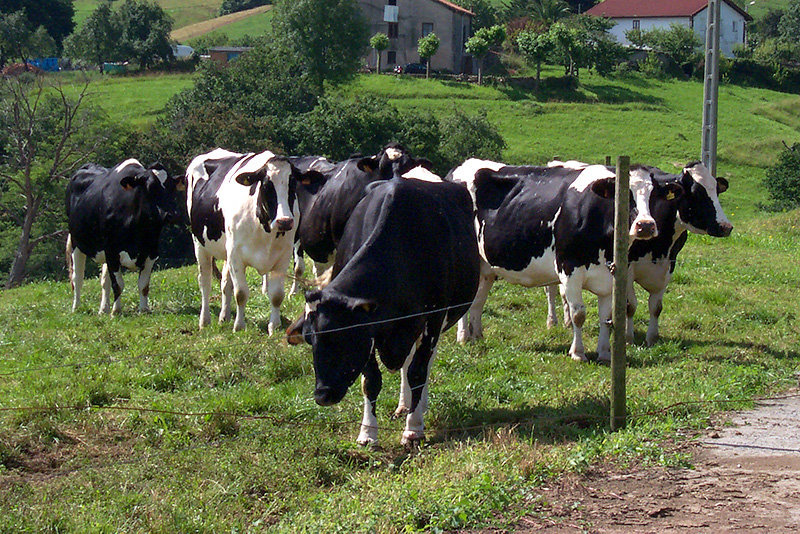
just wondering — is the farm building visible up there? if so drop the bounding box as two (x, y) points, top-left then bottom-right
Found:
(208, 46), (253, 66)
(357, 0), (474, 73)
(586, 0), (753, 57)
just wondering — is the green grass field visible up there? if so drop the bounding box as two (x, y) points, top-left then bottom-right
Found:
(2, 68), (799, 530)
(185, 7), (274, 43)
(73, 0), (224, 29)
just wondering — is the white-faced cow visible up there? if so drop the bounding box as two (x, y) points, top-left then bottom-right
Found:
(296, 143), (433, 269)
(447, 158), (682, 362)
(186, 148), (316, 333)
(287, 177), (479, 447)
(66, 159), (184, 315)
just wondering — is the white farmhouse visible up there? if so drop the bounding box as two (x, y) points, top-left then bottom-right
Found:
(585, 0), (752, 57)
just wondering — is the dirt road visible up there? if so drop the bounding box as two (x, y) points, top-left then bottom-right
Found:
(510, 392), (800, 533)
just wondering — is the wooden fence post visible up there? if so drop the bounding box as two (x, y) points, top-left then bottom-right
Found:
(611, 156), (630, 431)
(605, 155), (612, 167)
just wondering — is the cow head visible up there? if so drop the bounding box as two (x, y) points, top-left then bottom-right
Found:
(286, 289), (377, 406)
(676, 161), (733, 237)
(233, 154), (297, 233)
(356, 143), (429, 180)
(119, 162), (183, 224)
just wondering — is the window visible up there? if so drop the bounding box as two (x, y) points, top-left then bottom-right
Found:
(422, 23), (434, 37)
(632, 19), (640, 30)
(388, 22), (398, 38)
(732, 21), (738, 33)
(388, 0), (396, 5)
(387, 50), (397, 65)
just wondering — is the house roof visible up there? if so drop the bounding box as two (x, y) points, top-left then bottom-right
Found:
(208, 46), (253, 53)
(586, 0), (752, 22)
(433, 0), (474, 16)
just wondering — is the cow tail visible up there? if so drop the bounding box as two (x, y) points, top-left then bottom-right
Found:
(212, 260), (222, 281)
(65, 234), (74, 288)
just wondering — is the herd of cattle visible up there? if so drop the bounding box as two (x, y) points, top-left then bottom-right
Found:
(64, 144), (732, 446)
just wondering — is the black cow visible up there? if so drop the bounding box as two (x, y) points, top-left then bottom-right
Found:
(287, 177), (480, 447)
(448, 158), (682, 362)
(66, 159), (184, 314)
(297, 143), (432, 268)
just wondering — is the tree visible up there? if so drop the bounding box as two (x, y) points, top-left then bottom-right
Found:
(548, 21), (591, 78)
(63, 1), (122, 70)
(530, 0), (571, 27)
(465, 35), (490, 84)
(778, 0), (800, 43)
(763, 142), (800, 211)
(0, 0), (74, 50)
(517, 29), (553, 82)
(418, 32), (440, 79)
(0, 76), (108, 288)
(370, 32), (389, 72)
(626, 23), (700, 73)
(0, 12), (57, 68)
(452, 0), (498, 30)
(116, 0), (174, 70)
(272, 0), (369, 90)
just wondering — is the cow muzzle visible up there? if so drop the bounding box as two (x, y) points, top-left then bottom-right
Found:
(631, 219), (657, 240)
(314, 386), (346, 406)
(273, 217), (294, 232)
(711, 221), (733, 237)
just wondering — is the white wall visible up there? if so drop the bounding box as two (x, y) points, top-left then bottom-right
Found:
(608, 16), (691, 47)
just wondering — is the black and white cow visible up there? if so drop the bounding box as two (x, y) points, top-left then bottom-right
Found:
(66, 159), (184, 314)
(297, 143), (432, 268)
(287, 177), (479, 447)
(625, 161), (732, 345)
(187, 148), (315, 333)
(448, 158), (682, 362)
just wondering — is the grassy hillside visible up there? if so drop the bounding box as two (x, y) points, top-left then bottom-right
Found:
(73, 0), (224, 29)
(172, 5), (273, 43)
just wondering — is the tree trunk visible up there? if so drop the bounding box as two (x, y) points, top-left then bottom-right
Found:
(376, 51), (381, 73)
(426, 59), (430, 79)
(478, 62), (483, 85)
(536, 61), (541, 82)
(5, 209), (35, 289)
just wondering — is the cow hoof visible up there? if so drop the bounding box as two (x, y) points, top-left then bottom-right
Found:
(645, 336), (658, 348)
(401, 431), (424, 450)
(546, 318), (557, 329)
(597, 353), (611, 363)
(233, 321), (245, 332)
(357, 435), (379, 448)
(138, 307), (151, 314)
(570, 352), (588, 362)
(391, 406), (409, 419)
(267, 322), (280, 336)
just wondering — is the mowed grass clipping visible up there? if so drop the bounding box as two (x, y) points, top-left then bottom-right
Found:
(2, 70), (799, 530)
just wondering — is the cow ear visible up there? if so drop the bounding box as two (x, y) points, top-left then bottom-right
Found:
(285, 315), (306, 345)
(716, 177), (729, 194)
(175, 176), (187, 192)
(299, 170), (326, 187)
(348, 298), (378, 314)
(590, 177), (616, 199)
(120, 174), (146, 190)
(357, 157), (379, 174)
(662, 182), (684, 201)
(305, 289), (323, 304)
(235, 169), (264, 187)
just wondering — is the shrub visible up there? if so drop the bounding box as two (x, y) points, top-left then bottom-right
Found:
(763, 142), (800, 211)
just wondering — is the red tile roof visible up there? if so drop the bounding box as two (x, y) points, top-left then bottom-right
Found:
(586, 0), (751, 21)
(434, 0), (474, 16)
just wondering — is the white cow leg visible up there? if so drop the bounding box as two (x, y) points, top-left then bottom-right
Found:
(596, 292), (613, 362)
(219, 261), (233, 324)
(393, 351), (414, 419)
(646, 289), (665, 347)
(626, 278), (637, 343)
(457, 273), (495, 343)
(401, 325), (440, 448)
(288, 244), (305, 297)
(137, 257), (156, 313)
(229, 258), (249, 332)
(357, 350), (381, 447)
(545, 284), (560, 329)
(196, 245), (213, 328)
(70, 247), (87, 313)
(110, 269), (124, 316)
(99, 264), (111, 315)
(266, 272), (286, 335)
(560, 283), (572, 327)
(561, 274), (587, 362)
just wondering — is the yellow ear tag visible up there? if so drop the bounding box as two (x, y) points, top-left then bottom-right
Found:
(666, 192), (675, 200)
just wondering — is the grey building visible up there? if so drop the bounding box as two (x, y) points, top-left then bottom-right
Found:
(358, 0), (474, 73)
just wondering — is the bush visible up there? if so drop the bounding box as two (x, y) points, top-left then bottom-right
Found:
(763, 142), (800, 211)
(438, 108), (506, 171)
(219, 0), (271, 16)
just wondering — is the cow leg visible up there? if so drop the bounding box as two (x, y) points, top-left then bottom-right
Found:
(402, 322), (441, 448)
(560, 283), (572, 327)
(109, 267), (124, 316)
(596, 292), (613, 362)
(645, 289), (665, 347)
(195, 244), (214, 328)
(137, 257), (156, 313)
(70, 247), (87, 313)
(288, 244), (305, 297)
(228, 257), (249, 332)
(393, 349), (414, 419)
(545, 284), (560, 329)
(357, 348), (382, 447)
(561, 274), (588, 362)
(99, 263), (112, 314)
(219, 261), (233, 324)
(626, 278), (637, 343)
(266, 272), (286, 335)
(457, 273), (495, 343)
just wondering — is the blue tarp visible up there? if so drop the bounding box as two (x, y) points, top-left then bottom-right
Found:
(27, 57), (59, 72)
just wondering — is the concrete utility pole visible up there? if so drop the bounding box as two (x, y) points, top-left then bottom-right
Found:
(701, 0), (721, 175)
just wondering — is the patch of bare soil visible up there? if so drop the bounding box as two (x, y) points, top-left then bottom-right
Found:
(500, 392), (800, 533)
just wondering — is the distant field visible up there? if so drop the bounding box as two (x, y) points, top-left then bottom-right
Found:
(73, 0), (224, 29)
(172, 5), (272, 42)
